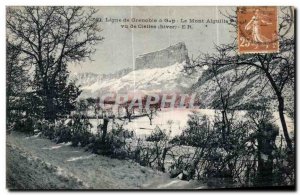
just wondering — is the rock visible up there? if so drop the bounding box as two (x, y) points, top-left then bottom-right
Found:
(140, 167), (147, 173)
(176, 173), (183, 180)
(135, 42), (190, 70)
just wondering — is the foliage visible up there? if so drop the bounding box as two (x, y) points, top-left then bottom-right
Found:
(68, 114), (93, 147)
(53, 121), (72, 144)
(146, 126), (167, 142)
(6, 6), (103, 121)
(169, 111), (294, 186)
(37, 120), (56, 139)
(133, 126), (173, 172)
(12, 117), (35, 134)
(87, 125), (128, 159)
(6, 41), (31, 127)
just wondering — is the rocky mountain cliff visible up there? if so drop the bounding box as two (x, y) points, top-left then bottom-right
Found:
(71, 42), (197, 97)
(78, 63), (200, 97)
(135, 42), (190, 70)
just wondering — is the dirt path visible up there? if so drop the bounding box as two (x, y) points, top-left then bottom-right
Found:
(7, 132), (174, 190)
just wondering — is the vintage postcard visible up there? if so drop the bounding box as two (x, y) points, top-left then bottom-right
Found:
(6, 6), (295, 190)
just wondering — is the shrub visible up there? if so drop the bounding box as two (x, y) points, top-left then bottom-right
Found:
(87, 125), (128, 159)
(146, 126), (167, 142)
(53, 121), (72, 143)
(71, 130), (92, 147)
(13, 117), (34, 134)
(69, 114), (93, 147)
(39, 120), (56, 139)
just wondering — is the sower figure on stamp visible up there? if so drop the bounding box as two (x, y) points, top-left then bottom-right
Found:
(245, 9), (273, 47)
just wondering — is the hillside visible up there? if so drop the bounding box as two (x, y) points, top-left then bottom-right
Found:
(7, 132), (206, 189)
(76, 63), (200, 97)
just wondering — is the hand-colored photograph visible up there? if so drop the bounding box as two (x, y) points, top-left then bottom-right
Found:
(6, 6), (295, 190)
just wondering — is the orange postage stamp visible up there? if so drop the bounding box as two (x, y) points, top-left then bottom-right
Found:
(237, 6), (278, 54)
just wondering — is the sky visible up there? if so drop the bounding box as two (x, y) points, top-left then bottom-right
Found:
(68, 6), (234, 74)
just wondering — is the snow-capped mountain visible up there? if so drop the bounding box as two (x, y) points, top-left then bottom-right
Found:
(72, 62), (201, 98)
(70, 42), (293, 113)
(71, 42), (200, 98)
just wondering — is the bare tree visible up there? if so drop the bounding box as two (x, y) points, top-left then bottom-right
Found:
(6, 6), (104, 121)
(187, 7), (294, 151)
(144, 104), (159, 126)
(124, 103), (133, 122)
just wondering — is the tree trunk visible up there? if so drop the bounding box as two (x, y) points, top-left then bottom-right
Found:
(221, 111), (226, 144)
(44, 92), (56, 122)
(101, 117), (109, 142)
(256, 126), (276, 186)
(264, 71), (293, 152)
(160, 147), (168, 172)
(126, 107), (131, 122)
(278, 97), (293, 151)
